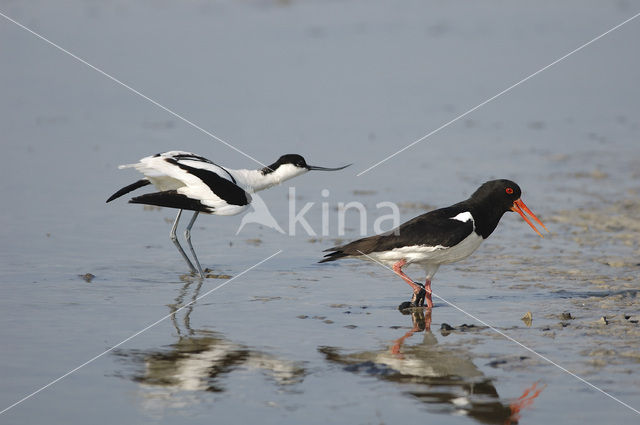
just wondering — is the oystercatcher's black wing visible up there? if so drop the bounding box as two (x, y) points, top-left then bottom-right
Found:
(320, 207), (474, 263)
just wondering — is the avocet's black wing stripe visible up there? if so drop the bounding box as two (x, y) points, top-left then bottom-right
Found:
(210, 162), (236, 184)
(153, 152), (214, 164)
(165, 158), (249, 206)
(106, 179), (151, 203)
(320, 207), (474, 261)
(129, 190), (212, 213)
(165, 153), (237, 184)
(172, 153), (213, 163)
(171, 154), (236, 182)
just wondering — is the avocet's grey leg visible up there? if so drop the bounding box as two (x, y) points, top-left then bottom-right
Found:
(185, 211), (205, 278)
(170, 209), (197, 274)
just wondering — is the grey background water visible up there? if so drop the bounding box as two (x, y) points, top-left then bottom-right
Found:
(1, 1), (640, 423)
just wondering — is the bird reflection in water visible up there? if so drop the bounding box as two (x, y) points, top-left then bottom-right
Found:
(319, 309), (543, 424)
(113, 280), (305, 411)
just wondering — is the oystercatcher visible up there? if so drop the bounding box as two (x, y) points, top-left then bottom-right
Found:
(107, 151), (349, 277)
(320, 179), (547, 309)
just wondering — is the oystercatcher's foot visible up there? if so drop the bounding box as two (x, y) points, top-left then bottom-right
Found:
(410, 287), (426, 307)
(398, 283), (426, 311)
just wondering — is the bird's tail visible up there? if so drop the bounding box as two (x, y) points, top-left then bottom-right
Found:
(117, 163), (138, 169)
(129, 190), (211, 213)
(318, 247), (349, 263)
(106, 179), (151, 203)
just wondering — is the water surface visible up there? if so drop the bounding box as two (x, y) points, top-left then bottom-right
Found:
(1, 1), (640, 423)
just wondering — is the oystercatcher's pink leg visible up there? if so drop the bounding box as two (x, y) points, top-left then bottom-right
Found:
(424, 279), (433, 309)
(393, 259), (427, 308)
(392, 259), (422, 292)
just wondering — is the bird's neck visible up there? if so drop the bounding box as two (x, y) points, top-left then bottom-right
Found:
(456, 199), (507, 239)
(227, 168), (285, 193)
(229, 165), (308, 193)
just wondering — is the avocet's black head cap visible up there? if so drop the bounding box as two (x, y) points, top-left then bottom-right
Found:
(261, 154), (351, 174)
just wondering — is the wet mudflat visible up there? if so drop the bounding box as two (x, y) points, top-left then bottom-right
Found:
(1, 1), (640, 424)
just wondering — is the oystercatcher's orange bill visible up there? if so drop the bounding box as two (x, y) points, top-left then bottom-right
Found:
(511, 199), (548, 238)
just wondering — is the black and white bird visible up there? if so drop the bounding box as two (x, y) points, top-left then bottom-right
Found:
(320, 180), (547, 309)
(107, 151), (349, 277)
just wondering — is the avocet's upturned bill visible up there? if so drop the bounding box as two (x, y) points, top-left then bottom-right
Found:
(108, 151), (350, 277)
(320, 180), (547, 309)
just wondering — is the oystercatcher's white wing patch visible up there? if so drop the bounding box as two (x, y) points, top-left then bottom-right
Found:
(451, 211), (473, 224)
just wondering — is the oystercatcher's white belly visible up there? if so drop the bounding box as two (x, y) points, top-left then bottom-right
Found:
(365, 232), (484, 267)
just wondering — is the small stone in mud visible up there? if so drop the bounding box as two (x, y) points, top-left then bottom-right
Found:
(597, 316), (609, 325)
(323, 319), (334, 324)
(398, 302), (412, 311)
(439, 323), (480, 334)
(440, 323), (454, 336)
(296, 315), (308, 319)
(80, 273), (95, 283)
(560, 312), (574, 320)
(487, 356), (530, 368)
(344, 325), (357, 329)
(205, 273), (232, 279)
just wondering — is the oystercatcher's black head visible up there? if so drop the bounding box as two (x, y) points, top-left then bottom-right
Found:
(471, 179), (547, 237)
(261, 154), (351, 174)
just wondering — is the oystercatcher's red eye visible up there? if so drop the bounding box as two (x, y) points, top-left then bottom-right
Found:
(505, 187), (514, 195)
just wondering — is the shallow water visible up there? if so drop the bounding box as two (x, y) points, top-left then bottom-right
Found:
(2, 0), (640, 423)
